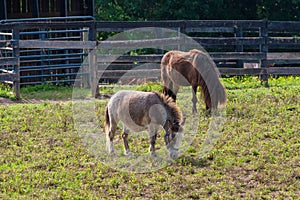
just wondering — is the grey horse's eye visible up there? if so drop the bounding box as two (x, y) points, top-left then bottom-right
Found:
(172, 124), (180, 132)
(171, 132), (177, 139)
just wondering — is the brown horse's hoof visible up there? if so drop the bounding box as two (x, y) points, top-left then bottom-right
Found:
(192, 108), (197, 114)
(205, 109), (212, 116)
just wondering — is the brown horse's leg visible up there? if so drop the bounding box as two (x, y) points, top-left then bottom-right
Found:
(162, 78), (172, 97)
(192, 85), (198, 114)
(162, 84), (170, 96)
(163, 81), (178, 102)
(162, 70), (177, 100)
(122, 126), (131, 155)
(171, 83), (179, 102)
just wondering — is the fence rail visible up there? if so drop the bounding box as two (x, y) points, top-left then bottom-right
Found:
(1, 18), (300, 98)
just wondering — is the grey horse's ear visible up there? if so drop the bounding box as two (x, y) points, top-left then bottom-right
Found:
(180, 117), (186, 126)
(167, 120), (172, 128)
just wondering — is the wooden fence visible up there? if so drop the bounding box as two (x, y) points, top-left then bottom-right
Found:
(1, 19), (300, 98)
(96, 20), (300, 79)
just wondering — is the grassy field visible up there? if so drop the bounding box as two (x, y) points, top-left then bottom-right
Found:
(0, 76), (299, 199)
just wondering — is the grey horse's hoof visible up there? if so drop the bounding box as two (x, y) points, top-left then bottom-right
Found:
(124, 151), (134, 156)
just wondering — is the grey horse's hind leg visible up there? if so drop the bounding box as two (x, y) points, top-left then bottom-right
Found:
(106, 119), (117, 155)
(122, 125), (132, 155)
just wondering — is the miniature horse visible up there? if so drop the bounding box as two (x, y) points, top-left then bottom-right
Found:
(105, 90), (185, 159)
(161, 49), (226, 113)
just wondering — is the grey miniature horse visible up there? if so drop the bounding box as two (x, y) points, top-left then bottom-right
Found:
(104, 90), (185, 159)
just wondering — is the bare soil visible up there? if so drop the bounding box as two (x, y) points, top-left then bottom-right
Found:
(0, 97), (60, 105)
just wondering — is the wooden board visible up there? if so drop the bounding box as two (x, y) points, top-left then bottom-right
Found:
(0, 57), (18, 66)
(0, 73), (18, 81)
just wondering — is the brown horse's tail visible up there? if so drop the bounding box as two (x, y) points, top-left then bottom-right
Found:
(192, 50), (226, 109)
(104, 107), (110, 134)
(160, 51), (174, 98)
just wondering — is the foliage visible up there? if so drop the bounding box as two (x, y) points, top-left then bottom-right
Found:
(0, 77), (299, 199)
(134, 81), (162, 92)
(95, 0), (300, 21)
(222, 75), (300, 90)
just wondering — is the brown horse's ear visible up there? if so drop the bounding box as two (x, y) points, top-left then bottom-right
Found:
(180, 117), (186, 126)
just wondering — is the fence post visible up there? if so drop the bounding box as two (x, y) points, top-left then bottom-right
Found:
(235, 25), (244, 68)
(88, 21), (99, 98)
(260, 20), (269, 87)
(12, 26), (20, 99)
(89, 50), (98, 98)
(179, 21), (187, 51)
(82, 27), (90, 88)
(156, 28), (164, 54)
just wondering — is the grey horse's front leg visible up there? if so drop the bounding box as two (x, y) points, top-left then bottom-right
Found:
(149, 133), (157, 157)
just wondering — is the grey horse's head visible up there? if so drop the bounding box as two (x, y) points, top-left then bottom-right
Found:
(164, 118), (186, 159)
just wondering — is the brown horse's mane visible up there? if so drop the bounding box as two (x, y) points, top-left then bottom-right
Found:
(152, 91), (182, 123)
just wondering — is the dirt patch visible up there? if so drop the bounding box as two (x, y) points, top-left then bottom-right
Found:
(0, 97), (18, 105)
(0, 96), (110, 106)
(0, 97), (58, 105)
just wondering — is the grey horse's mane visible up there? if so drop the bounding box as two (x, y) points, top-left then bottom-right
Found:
(152, 91), (182, 123)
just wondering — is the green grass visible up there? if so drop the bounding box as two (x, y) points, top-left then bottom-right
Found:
(0, 76), (300, 199)
(20, 83), (74, 100)
(1, 75), (299, 100)
(0, 83), (16, 100)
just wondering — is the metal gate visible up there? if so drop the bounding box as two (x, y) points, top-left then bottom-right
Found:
(0, 16), (95, 92)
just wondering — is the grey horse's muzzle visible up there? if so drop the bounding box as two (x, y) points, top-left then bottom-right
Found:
(164, 131), (179, 159)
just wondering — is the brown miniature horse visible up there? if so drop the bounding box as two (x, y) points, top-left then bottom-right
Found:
(161, 49), (226, 113)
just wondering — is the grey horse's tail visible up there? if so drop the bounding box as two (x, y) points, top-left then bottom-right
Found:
(104, 107), (110, 133)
